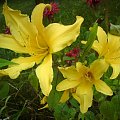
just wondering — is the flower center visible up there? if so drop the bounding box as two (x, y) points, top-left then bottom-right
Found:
(84, 71), (94, 82)
(70, 88), (76, 93)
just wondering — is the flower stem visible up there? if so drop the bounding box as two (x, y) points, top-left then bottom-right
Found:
(82, 114), (84, 120)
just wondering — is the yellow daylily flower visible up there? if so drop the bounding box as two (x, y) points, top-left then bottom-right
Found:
(92, 26), (120, 79)
(0, 3), (84, 96)
(56, 59), (113, 113)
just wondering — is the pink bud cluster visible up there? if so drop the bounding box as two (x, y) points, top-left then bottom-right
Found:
(66, 48), (80, 58)
(65, 48), (80, 65)
(44, 2), (59, 20)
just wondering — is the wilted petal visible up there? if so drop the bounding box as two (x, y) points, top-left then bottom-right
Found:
(59, 90), (70, 103)
(94, 79), (113, 96)
(45, 16), (84, 53)
(58, 66), (80, 80)
(56, 79), (80, 91)
(90, 59), (109, 79)
(110, 64), (120, 79)
(36, 54), (53, 96)
(0, 34), (28, 53)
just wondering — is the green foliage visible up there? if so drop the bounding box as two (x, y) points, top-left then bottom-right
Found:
(63, 56), (75, 61)
(100, 101), (115, 120)
(0, 58), (18, 68)
(111, 95), (120, 118)
(99, 94), (120, 120)
(82, 23), (98, 61)
(54, 103), (76, 120)
(28, 71), (38, 92)
(84, 111), (95, 120)
(87, 52), (97, 65)
(0, 81), (9, 99)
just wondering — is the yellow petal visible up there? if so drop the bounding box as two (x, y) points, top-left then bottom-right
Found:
(3, 3), (39, 53)
(31, 3), (50, 32)
(94, 79), (113, 96)
(0, 34), (28, 53)
(90, 59), (109, 79)
(105, 34), (120, 64)
(31, 3), (50, 50)
(59, 90), (70, 103)
(97, 26), (107, 45)
(72, 93), (81, 104)
(108, 33), (120, 44)
(79, 93), (92, 113)
(76, 62), (87, 73)
(56, 79), (80, 91)
(58, 66), (80, 80)
(11, 53), (46, 64)
(92, 40), (103, 55)
(76, 83), (93, 113)
(45, 16), (84, 53)
(110, 64), (120, 79)
(92, 27), (108, 56)
(76, 62), (90, 81)
(1, 57), (35, 79)
(36, 54), (53, 96)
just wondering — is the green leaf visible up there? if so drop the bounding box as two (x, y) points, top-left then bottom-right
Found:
(54, 103), (76, 120)
(82, 23), (98, 61)
(111, 95), (120, 118)
(84, 111), (95, 120)
(110, 23), (120, 36)
(69, 98), (79, 110)
(0, 58), (18, 68)
(87, 53), (97, 65)
(28, 71), (38, 92)
(0, 81), (9, 99)
(99, 101), (116, 120)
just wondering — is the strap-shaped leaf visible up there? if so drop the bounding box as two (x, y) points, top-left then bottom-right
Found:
(82, 23), (98, 61)
(0, 58), (18, 68)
